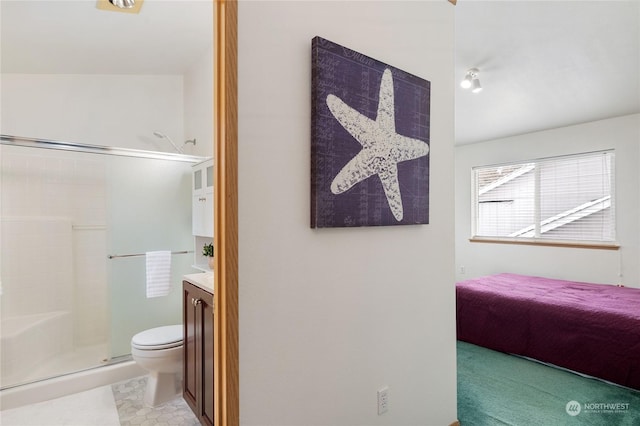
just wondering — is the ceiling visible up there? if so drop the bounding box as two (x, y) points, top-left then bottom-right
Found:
(455, 1), (639, 145)
(1, 1), (638, 145)
(0, 0), (213, 75)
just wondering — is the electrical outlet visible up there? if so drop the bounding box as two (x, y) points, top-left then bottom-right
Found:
(460, 266), (466, 274)
(377, 386), (389, 415)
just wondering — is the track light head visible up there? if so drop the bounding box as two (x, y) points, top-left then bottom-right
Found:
(472, 78), (483, 93)
(460, 74), (473, 89)
(461, 68), (482, 93)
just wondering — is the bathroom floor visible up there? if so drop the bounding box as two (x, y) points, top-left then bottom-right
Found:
(0, 376), (199, 426)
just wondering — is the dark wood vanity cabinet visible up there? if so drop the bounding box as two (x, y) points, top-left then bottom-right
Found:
(183, 281), (214, 426)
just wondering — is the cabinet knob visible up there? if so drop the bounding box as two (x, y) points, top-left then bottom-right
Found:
(193, 298), (202, 306)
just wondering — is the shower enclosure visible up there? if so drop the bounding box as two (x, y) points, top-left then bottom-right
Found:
(0, 135), (205, 389)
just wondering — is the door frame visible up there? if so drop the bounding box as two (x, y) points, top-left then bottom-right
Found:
(213, 1), (239, 425)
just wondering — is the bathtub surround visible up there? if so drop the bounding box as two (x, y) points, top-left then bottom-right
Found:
(0, 361), (144, 411)
(1, 341), (107, 392)
(0, 147), (109, 388)
(0, 311), (73, 386)
(0, 142), (197, 390)
(0, 218), (74, 319)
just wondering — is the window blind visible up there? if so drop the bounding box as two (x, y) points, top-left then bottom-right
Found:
(472, 150), (615, 244)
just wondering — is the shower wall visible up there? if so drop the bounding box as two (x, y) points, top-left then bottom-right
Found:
(1, 146), (109, 348)
(1, 142), (197, 387)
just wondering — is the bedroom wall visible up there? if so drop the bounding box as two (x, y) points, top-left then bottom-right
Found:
(455, 113), (640, 288)
(238, 1), (457, 425)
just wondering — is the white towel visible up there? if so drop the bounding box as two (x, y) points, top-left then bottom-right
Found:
(146, 251), (172, 298)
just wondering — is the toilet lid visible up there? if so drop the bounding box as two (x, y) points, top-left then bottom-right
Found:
(131, 325), (183, 350)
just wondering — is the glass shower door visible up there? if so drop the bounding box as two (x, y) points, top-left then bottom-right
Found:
(106, 155), (194, 358)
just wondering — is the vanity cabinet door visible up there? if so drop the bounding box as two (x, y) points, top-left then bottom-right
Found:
(201, 289), (214, 426)
(183, 282), (199, 413)
(183, 281), (214, 426)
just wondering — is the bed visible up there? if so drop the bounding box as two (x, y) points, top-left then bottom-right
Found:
(456, 273), (640, 390)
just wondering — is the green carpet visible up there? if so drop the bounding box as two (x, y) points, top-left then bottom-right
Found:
(457, 341), (640, 425)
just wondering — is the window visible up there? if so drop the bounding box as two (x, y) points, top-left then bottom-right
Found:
(472, 150), (616, 246)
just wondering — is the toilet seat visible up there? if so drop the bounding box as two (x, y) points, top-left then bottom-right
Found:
(131, 325), (183, 350)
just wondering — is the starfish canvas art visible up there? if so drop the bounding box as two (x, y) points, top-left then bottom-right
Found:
(311, 36), (431, 228)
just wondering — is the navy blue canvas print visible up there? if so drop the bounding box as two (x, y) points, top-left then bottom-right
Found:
(311, 36), (431, 228)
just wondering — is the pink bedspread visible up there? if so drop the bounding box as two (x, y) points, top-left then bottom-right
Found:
(456, 273), (640, 390)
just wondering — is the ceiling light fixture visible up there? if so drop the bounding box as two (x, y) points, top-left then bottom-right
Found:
(97, 0), (143, 14)
(109, 0), (135, 8)
(461, 68), (483, 93)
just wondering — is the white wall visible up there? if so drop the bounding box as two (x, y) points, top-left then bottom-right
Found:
(184, 44), (215, 159)
(1, 46), (214, 158)
(0, 74), (185, 152)
(455, 113), (640, 287)
(238, 2), (456, 425)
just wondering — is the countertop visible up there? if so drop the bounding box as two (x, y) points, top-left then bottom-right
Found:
(183, 272), (214, 294)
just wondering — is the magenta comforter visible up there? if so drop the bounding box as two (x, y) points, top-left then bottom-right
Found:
(456, 273), (640, 390)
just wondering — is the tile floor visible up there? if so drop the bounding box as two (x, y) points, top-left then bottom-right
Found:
(112, 377), (199, 426)
(0, 376), (199, 426)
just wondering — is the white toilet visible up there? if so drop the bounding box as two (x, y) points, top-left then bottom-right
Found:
(130, 325), (184, 407)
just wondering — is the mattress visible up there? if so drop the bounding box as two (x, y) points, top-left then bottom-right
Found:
(456, 273), (640, 390)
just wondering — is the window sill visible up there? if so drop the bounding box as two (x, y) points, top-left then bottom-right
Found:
(469, 237), (620, 250)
